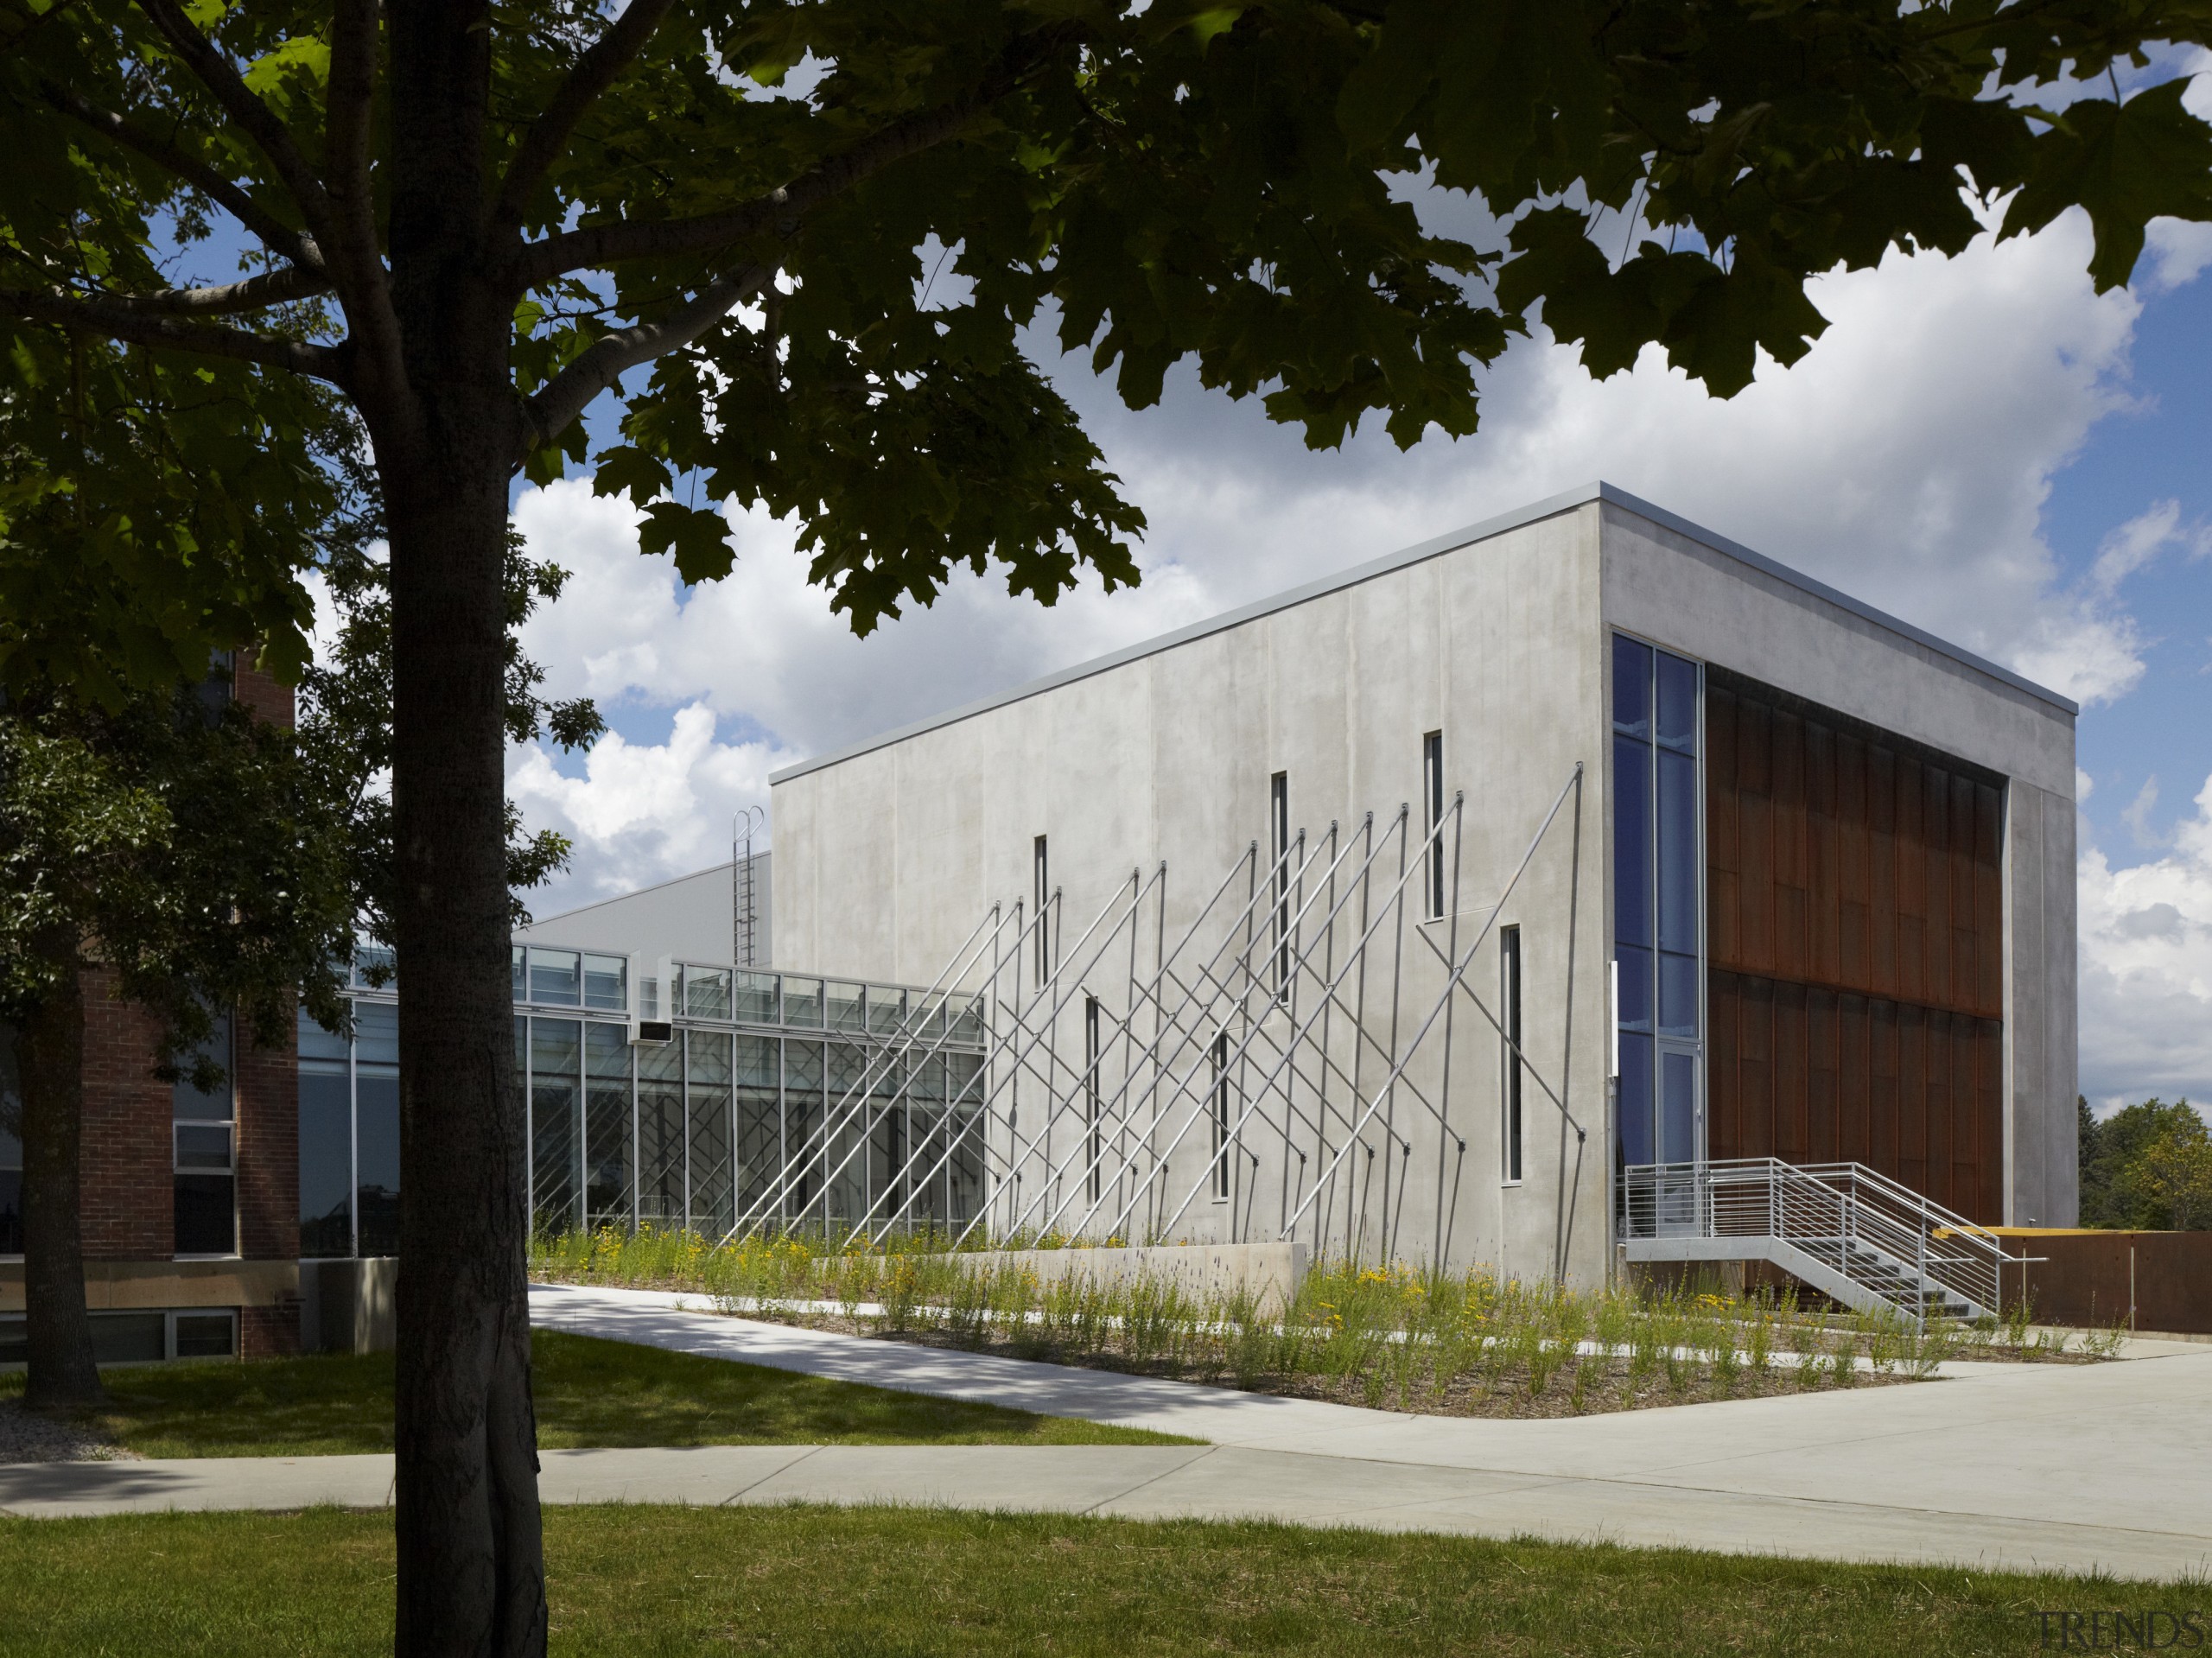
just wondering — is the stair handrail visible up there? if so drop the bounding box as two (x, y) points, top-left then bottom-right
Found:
(1620, 1156), (2037, 1323)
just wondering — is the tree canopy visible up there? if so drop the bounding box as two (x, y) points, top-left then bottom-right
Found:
(2080, 1096), (2212, 1231)
(6, 1), (2208, 667)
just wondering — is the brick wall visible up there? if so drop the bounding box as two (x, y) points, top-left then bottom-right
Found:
(242, 1299), (301, 1359)
(66, 646), (304, 1351)
(79, 967), (173, 1261)
(233, 649), (295, 727)
(236, 1002), (299, 1261)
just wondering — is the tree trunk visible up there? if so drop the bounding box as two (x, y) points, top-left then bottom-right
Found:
(382, 4), (546, 1653)
(18, 931), (105, 1411)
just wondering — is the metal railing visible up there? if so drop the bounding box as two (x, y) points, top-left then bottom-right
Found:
(1619, 1157), (2032, 1321)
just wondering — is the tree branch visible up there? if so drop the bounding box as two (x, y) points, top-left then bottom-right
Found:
(92, 265), (334, 315)
(515, 100), (971, 287)
(515, 264), (771, 464)
(511, 21), (1077, 289)
(491, 0), (679, 231)
(322, 0), (407, 397)
(0, 284), (348, 384)
(130, 0), (343, 259)
(40, 82), (327, 275)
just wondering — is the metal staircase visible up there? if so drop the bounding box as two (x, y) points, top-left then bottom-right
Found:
(1618, 1158), (2032, 1324)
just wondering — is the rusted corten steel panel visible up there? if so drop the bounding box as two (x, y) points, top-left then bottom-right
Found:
(2012, 1232), (2212, 1335)
(1705, 670), (2008, 1223)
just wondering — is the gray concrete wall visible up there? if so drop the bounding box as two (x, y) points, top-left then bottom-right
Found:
(515, 854), (772, 967)
(772, 487), (2080, 1272)
(775, 502), (1618, 1286)
(2005, 782), (2081, 1225)
(1599, 504), (2080, 1227)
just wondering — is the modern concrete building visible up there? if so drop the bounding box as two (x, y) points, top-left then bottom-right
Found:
(766, 483), (2079, 1296)
(514, 851), (772, 969)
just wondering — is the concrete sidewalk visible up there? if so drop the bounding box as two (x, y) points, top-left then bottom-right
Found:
(6, 1436), (2208, 1581)
(5, 1284), (2207, 1585)
(524, 1282), (2212, 1581)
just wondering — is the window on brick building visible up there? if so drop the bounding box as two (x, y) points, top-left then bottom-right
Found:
(173, 1013), (237, 1256)
(0, 1020), (22, 1256)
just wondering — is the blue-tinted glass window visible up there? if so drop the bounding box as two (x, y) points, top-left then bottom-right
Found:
(1615, 945), (1653, 1032)
(356, 1001), (399, 1067)
(530, 1018), (582, 1232)
(1611, 733), (1653, 949)
(1658, 951), (1700, 1037)
(1660, 1050), (1699, 1164)
(1656, 746), (1699, 958)
(1612, 633), (1652, 736)
(1617, 1033), (1654, 1165)
(1656, 652), (1698, 751)
(298, 1007), (353, 1258)
(355, 1066), (400, 1256)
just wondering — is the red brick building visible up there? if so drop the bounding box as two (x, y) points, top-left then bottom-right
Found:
(0, 655), (304, 1363)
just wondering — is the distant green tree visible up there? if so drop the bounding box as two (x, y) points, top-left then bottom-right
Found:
(2079, 1097), (2212, 1230)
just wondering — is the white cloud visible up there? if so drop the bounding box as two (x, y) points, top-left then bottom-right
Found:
(508, 205), (2204, 931)
(2080, 772), (2212, 1110)
(506, 702), (798, 912)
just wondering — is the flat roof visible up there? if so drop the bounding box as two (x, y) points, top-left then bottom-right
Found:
(771, 481), (2076, 785)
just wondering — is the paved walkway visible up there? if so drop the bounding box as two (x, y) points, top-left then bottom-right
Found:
(4, 1283), (2207, 1585)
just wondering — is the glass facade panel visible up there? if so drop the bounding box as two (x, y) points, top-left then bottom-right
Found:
(1659, 1049), (1699, 1165)
(685, 1029), (734, 1236)
(1657, 747), (1699, 954)
(354, 942), (396, 988)
(1611, 734), (1653, 950)
(785, 1039), (825, 1215)
(867, 986), (906, 1038)
(583, 954), (628, 1013)
(734, 970), (780, 1026)
(1617, 1032), (1655, 1165)
(318, 955), (988, 1252)
(1611, 633), (1652, 737)
(637, 1036), (685, 1229)
(584, 1022), (632, 1229)
(528, 949), (582, 1007)
(1614, 635), (1702, 1191)
(531, 1018), (582, 1233)
(356, 1004), (401, 1257)
(683, 966), (733, 1021)
(783, 978), (824, 1029)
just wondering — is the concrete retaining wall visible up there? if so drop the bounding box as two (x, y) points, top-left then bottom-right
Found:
(302, 1258), (397, 1354)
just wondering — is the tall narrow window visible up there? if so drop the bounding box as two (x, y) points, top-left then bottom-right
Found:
(1033, 835), (1050, 988)
(1611, 634), (1703, 1178)
(1211, 1033), (1232, 1199)
(1084, 996), (1103, 1205)
(1424, 731), (1446, 919)
(1500, 926), (1523, 1183)
(1270, 772), (1291, 1004)
(173, 1013), (236, 1256)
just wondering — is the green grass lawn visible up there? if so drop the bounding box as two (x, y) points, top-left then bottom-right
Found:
(0, 1331), (1186, 1457)
(0, 1503), (2180, 1657)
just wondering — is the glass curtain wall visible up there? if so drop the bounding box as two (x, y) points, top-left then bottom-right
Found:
(1613, 633), (1705, 1187)
(308, 948), (989, 1255)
